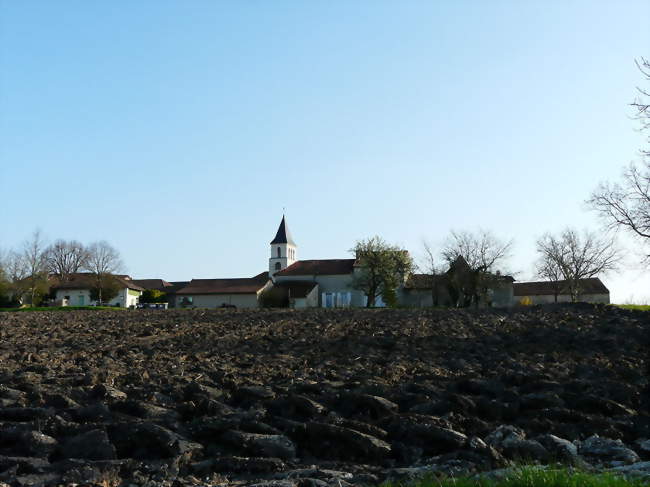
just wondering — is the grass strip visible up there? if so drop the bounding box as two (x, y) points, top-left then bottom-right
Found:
(384, 467), (649, 487)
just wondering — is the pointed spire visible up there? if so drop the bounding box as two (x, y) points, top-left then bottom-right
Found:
(270, 215), (296, 245)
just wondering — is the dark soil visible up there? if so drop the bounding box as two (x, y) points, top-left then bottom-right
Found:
(0, 305), (647, 486)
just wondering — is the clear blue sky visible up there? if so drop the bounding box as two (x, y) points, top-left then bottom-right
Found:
(1, 0), (649, 302)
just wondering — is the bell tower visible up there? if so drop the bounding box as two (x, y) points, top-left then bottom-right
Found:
(269, 215), (297, 277)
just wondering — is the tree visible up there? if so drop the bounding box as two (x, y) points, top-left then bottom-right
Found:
(351, 236), (413, 307)
(0, 251), (11, 307)
(535, 253), (565, 303)
(86, 241), (123, 304)
(536, 228), (620, 302)
(45, 239), (89, 282)
(89, 276), (121, 305)
(441, 230), (513, 307)
(420, 240), (445, 306)
(588, 58), (650, 261)
(140, 289), (167, 303)
(3, 250), (28, 305)
(21, 230), (49, 306)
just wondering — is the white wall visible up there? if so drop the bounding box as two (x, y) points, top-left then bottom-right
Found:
(55, 289), (91, 306)
(269, 243), (298, 277)
(292, 285), (319, 308)
(56, 287), (140, 307)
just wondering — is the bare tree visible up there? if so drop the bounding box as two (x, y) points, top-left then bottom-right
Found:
(442, 230), (513, 273)
(588, 163), (650, 260)
(45, 239), (89, 282)
(535, 253), (565, 303)
(536, 228), (620, 302)
(21, 230), (49, 306)
(632, 57), (650, 156)
(86, 241), (123, 304)
(588, 58), (650, 260)
(3, 251), (29, 305)
(421, 239), (444, 306)
(441, 230), (513, 307)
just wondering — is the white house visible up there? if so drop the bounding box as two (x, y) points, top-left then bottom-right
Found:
(51, 273), (144, 308)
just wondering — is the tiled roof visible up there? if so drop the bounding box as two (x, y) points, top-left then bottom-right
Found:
(131, 279), (173, 291)
(274, 259), (356, 277)
(166, 281), (190, 293)
(50, 273), (144, 292)
(273, 281), (317, 298)
(176, 272), (269, 295)
(513, 278), (609, 296)
(270, 216), (296, 245)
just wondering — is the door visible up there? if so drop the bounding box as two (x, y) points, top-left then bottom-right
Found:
(78, 295), (85, 306)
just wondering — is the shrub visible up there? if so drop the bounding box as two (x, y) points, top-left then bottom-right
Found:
(141, 289), (167, 303)
(260, 287), (289, 308)
(519, 296), (533, 306)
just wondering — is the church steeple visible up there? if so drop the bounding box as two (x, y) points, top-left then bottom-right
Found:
(270, 215), (295, 246)
(269, 215), (297, 277)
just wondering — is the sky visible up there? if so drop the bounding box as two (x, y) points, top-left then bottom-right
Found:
(1, 0), (649, 303)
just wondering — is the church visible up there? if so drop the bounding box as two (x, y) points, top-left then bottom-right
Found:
(172, 216), (369, 308)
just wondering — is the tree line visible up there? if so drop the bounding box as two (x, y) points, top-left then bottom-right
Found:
(0, 231), (123, 307)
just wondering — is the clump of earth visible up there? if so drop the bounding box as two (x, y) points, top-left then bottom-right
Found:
(0, 304), (647, 486)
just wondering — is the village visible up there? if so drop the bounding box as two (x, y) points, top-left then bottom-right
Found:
(1, 216), (611, 311)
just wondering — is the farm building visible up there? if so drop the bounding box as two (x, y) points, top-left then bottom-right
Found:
(513, 278), (610, 305)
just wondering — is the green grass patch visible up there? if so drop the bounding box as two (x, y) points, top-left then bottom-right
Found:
(614, 304), (650, 311)
(385, 467), (648, 487)
(0, 306), (123, 312)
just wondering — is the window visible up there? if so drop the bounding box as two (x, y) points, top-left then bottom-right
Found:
(277, 247), (281, 257)
(322, 292), (352, 308)
(275, 262), (281, 271)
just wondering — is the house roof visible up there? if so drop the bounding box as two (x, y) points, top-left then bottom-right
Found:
(131, 279), (173, 291)
(167, 281), (190, 293)
(273, 281), (318, 298)
(50, 273), (145, 292)
(176, 272), (269, 295)
(274, 259), (357, 277)
(270, 216), (296, 245)
(513, 278), (609, 296)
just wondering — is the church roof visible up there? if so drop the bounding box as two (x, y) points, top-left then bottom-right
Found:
(275, 259), (356, 277)
(270, 216), (295, 245)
